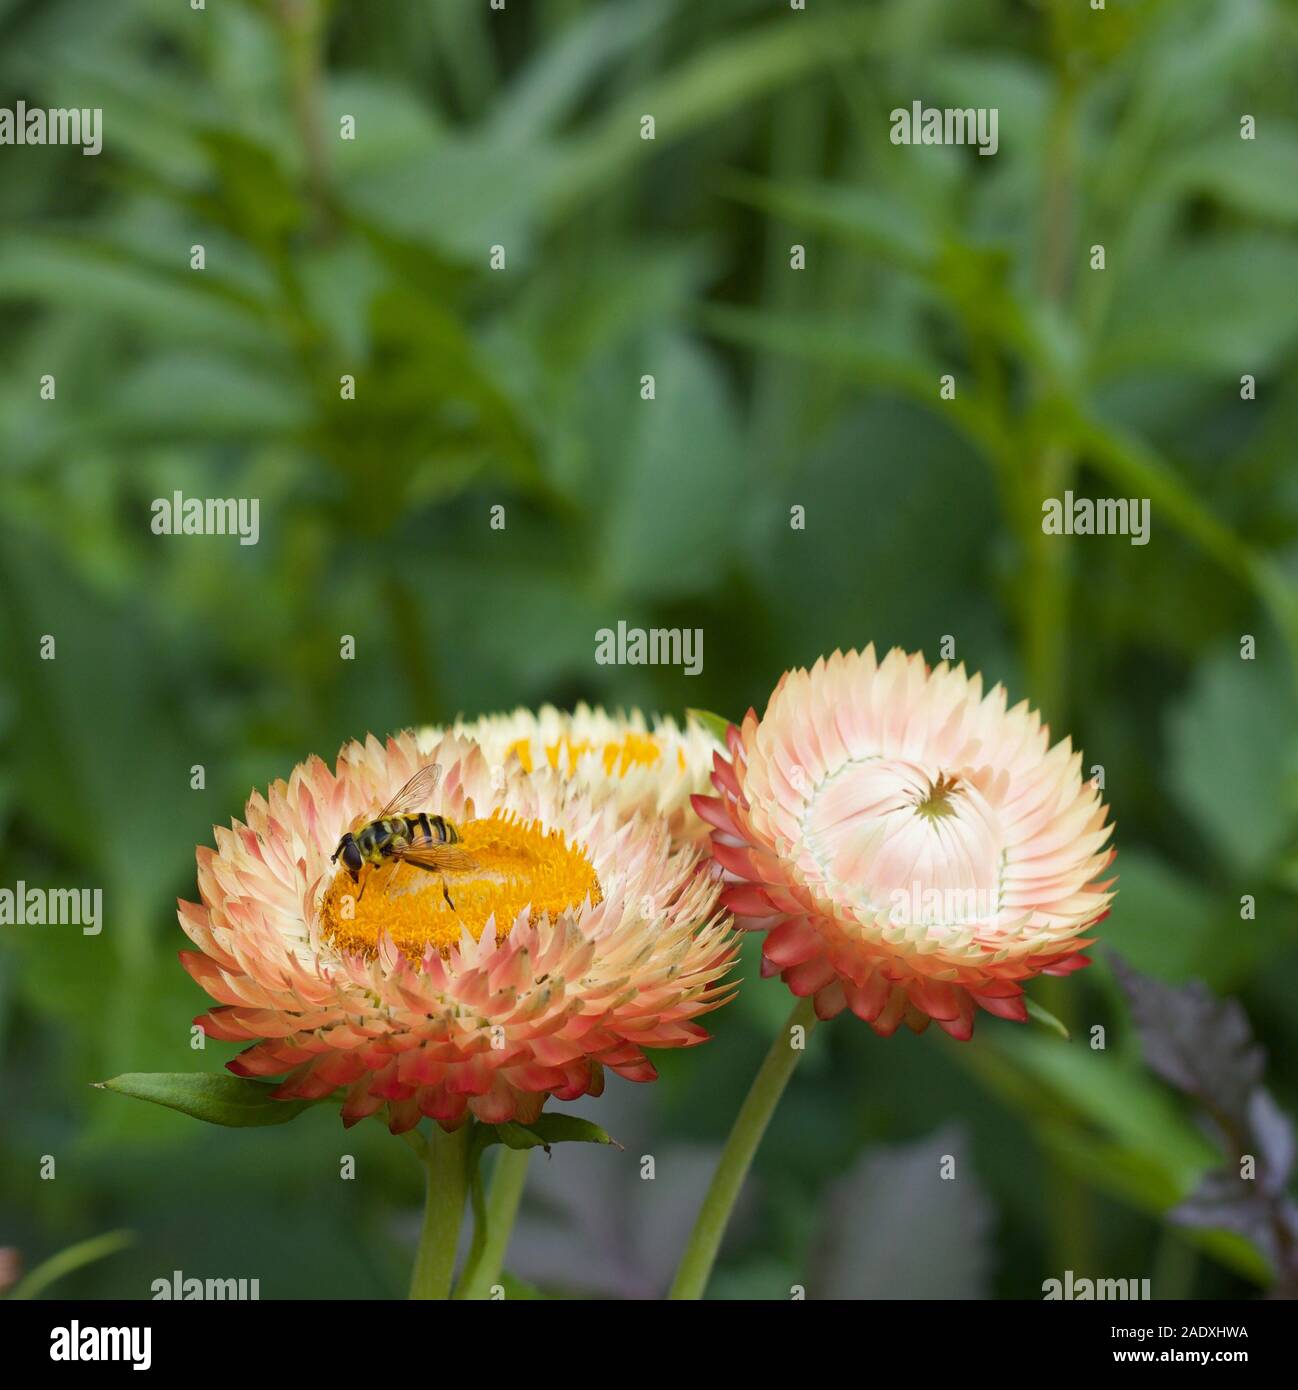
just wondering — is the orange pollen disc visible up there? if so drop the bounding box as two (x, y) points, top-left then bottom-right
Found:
(506, 731), (684, 778)
(318, 810), (603, 961)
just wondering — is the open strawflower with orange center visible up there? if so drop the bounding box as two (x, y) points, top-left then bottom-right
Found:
(100, 727), (734, 1300)
(668, 646), (1116, 1298)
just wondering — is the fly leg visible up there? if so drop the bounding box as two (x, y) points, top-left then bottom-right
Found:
(407, 860), (457, 912)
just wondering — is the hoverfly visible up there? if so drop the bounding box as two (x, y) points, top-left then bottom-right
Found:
(330, 763), (478, 909)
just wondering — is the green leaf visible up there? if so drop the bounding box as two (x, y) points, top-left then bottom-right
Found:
(1160, 127), (1298, 224)
(1061, 410), (1298, 663)
(993, 1033), (1217, 1191)
(97, 1073), (318, 1128)
(525, 1114), (619, 1150)
(702, 306), (943, 404)
(594, 333), (746, 600)
(87, 354), (309, 443)
(340, 120), (561, 264)
(686, 708), (733, 744)
(701, 307), (1007, 464)
(1096, 236), (1298, 376)
(476, 1113), (619, 1157)
(494, 1122), (551, 1152)
(1100, 850), (1217, 984)
(738, 399), (1001, 660)
(0, 233), (269, 351)
(488, 0), (671, 141)
(558, 9), (880, 206)
(1167, 652), (1298, 875)
(1025, 997), (1070, 1041)
(722, 176), (938, 270)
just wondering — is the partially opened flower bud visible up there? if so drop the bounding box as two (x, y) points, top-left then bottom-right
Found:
(696, 647), (1115, 1040)
(419, 705), (718, 845)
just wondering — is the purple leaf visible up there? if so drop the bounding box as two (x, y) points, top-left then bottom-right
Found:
(1172, 1173), (1298, 1288)
(1110, 952), (1263, 1133)
(1248, 1088), (1296, 1195)
(1173, 1172), (1275, 1255)
(1113, 953), (1298, 1292)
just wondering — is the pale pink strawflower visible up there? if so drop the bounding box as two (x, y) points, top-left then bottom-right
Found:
(179, 731), (735, 1132)
(695, 647), (1115, 1040)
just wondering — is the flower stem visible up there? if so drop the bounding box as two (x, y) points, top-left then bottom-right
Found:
(669, 994), (818, 1300)
(408, 1122), (473, 1300)
(453, 1148), (532, 1299)
(275, 0), (331, 236)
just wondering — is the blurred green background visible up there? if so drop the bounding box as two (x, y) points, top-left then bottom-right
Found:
(2, 0), (1298, 1300)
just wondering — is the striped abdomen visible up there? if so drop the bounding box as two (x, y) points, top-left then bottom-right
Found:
(393, 813), (459, 846)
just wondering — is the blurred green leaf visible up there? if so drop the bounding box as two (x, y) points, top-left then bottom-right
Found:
(972, 1032), (1219, 1198)
(0, 233), (270, 349)
(1160, 126), (1298, 223)
(596, 334), (745, 600)
(88, 355), (310, 442)
(686, 708), (732, 743)
(1102, 850), (1216, 982)
(1168, 652), (1297, 874)
(342, 133), (563, 264)
(1097, 238), (1298, 376)
(558, 8), (880, 204)
(488, 0), (671, 140)
(724, 176), (938, 270)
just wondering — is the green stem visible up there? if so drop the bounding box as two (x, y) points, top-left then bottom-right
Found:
(669, 995), (818, 1300)
(276, 0), (331, 235)
(8, 1230), (134, 1301)
(408, 1122), (473, 1300)
(454, 1148), (532, 1300)
(457, 1157), (489, 1296)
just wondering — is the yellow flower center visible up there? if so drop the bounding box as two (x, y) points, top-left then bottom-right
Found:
(318, 811), (603, 961)
(914, 771), (961, 822)
(506, 731), (684, 778)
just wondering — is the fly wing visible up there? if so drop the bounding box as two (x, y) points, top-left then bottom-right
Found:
(391, 842), (480, 873)
(373, 762), (443, 820)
